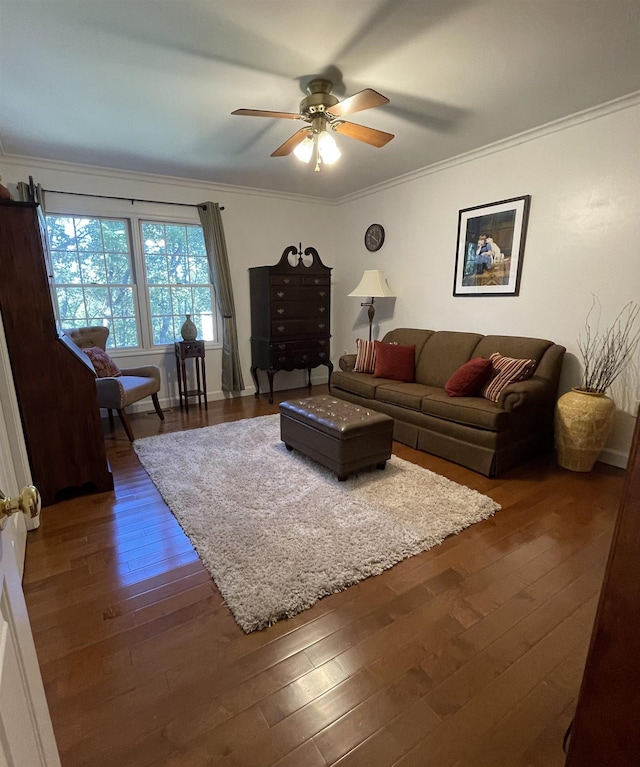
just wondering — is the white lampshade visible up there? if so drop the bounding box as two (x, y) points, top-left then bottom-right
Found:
(348, 270), (394, 298)
(317, 130), (341, 164)
(293, 136), (314, 163)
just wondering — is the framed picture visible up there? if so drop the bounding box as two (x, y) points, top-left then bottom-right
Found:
(453, 195), (531, 296)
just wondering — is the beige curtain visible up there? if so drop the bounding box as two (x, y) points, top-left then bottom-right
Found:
(198, 202), (245, 393)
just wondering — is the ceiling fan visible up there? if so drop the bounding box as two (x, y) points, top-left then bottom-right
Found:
(231, 78), (394, 171)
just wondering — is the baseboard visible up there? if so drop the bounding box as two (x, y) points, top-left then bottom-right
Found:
(599, 448), (630, 470)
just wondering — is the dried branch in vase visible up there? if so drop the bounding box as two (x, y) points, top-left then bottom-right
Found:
(577, 297), (640, 393)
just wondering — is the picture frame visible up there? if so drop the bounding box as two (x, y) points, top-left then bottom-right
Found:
(453, 195), (531, 296)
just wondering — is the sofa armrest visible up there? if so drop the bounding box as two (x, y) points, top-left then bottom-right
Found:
(339, 354), (357, 372)
(497, 377), (550, 411)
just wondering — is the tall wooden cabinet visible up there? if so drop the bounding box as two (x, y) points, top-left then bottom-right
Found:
(0, 200), (113, 506)
(249, 246), (333, 403)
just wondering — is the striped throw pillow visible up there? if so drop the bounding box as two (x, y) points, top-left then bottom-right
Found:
(353, 338), (376, 373)
(481, 352), (536, 402)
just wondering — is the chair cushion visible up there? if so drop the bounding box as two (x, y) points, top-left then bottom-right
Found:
(480, 352), (536, 402)
(374, 341), (415, 382)
(445, 357), (493, 397)
(353, 338), (376, 373)
(82, 346), (121, 377)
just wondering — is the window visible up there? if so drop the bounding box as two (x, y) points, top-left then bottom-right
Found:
(141, 221), (215, 345)
(46, 213), (216, 349)
(47, 215), (138, 348)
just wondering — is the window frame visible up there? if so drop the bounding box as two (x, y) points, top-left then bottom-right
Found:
(43, 196), (221, 357)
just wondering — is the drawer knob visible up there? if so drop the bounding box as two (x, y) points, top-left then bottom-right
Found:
(277, 325), (285, 332)
(277, 291), (284, 298)
(318, 323), (325, 329)
(277, 308), (285, 314)
(319, 307), (325, 313)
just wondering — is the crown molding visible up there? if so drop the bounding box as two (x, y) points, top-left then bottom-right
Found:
(0, 153), (334, 207)
(336, 91), (640, 205)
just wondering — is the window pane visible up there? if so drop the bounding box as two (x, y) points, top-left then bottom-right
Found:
(171, 286), (192, 316)
(47, 217), (77, 251)
(110, 287), (135, 318)
(167, 254), (189, 284)
(110, 318), (139, 349)
(57, 287), (87, 323)
(189, 256), (210, 284)
(46, 215), (137, 349)
(101, 220), (128, 252)
(84, 287), (110, 318)
(165, 225), (187, 255)
(192, 287), (213, 314)
(145, 254), (169, 284)
(80, 253), (107, 284)
(51, 252), (81, 284)
(151, 315), (175, 346)
(187, 226), (206, 255)
(149, 286), (171, 315)
(106, 253), (132, 284)
(142, 222), (166, 253)
(74, 218), (103, 251)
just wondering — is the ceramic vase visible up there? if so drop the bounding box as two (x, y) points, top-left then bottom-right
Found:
(180, 314), (197, 341)
(554, 387), (616, 472)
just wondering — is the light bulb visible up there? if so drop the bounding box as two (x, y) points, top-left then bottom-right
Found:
(293, 136), (314, 163)
(317, 131), (341, 165)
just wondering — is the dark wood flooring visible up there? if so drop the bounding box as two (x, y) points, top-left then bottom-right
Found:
(23, 385), (624, 767)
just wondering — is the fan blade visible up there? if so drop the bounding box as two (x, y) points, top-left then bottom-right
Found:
(332, 122), (394, 148)
(271, 129), (311, 157)
(327, 89), (389, 117)
(232, 109), (301, 120)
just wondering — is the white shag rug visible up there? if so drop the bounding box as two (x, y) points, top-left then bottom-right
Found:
(133, 415), (500, 632)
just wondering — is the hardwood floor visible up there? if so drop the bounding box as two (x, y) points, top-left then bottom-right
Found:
(23, 386), (624, 767)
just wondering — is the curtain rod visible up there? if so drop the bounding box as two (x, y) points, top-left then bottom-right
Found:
(42, 188), (224, 210)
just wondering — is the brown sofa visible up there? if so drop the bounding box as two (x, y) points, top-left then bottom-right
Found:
(330, 328), (566, 476)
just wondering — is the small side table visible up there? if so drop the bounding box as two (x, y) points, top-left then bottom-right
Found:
(174, 340), (207, 413)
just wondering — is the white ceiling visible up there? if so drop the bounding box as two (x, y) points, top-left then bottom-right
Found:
(1, 0), (639, 200)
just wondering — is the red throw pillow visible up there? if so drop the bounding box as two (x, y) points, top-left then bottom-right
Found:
(445, 357), (493, 397)
(82, 346), (122, 378)
(373, 341), (415, 382)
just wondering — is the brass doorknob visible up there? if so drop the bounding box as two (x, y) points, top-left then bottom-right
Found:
(0, 486), (41, 530)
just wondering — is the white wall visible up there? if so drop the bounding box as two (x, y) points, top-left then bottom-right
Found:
(332, 99), (640, 466)
(2, 96), (638, 465)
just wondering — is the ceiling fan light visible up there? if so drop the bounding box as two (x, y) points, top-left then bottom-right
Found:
(293, 136), (314, 163)
(317, 130), (341, 164)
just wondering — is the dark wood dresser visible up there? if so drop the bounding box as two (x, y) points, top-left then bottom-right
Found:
(0, 200), (113, 506)
(249, 245), (333, 403)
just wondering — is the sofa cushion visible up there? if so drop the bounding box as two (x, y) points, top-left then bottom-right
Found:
(353, 338), (376, 373)
(445, 357), (493, 397)
(473, 335), (553, 363)
(381, 328), (434, 360)
(480, 352), (537, 402)
(421, 390), (510, 431)
(330, 370), (394, 399)
(82, 346), (121, 377)
(375, 382), (439, 410)
(415, 331), (484, 387)
(374, 341), (415, 382)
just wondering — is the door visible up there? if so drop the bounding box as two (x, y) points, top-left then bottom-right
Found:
(0, 314), (61, 766)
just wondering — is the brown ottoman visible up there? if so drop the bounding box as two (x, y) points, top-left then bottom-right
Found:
(279, 395), (394, 481)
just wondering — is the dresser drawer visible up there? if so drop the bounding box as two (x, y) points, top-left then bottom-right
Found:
(271, 319), (329, 338)
(270, 285), (330, 302)
(302, 275), (331, 286)
(272, 301), (328, 319)
(271, 338), (329, 354)
(270, 275), (303, 286)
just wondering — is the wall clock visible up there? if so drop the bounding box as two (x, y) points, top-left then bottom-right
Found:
(364, 223), (385, 252)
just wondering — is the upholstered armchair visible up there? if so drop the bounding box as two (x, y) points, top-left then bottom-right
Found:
(66, 327), (164, 441)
